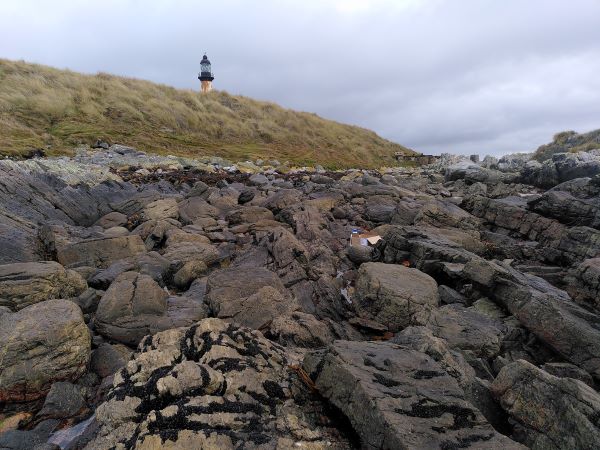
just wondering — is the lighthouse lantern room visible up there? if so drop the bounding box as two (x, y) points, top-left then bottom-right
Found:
(198, 54), (214, 93)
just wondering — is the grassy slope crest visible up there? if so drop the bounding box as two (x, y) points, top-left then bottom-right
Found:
(0, 59), (415, 168)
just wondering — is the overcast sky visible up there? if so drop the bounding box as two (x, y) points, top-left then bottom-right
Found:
(1, 0), (599, 156)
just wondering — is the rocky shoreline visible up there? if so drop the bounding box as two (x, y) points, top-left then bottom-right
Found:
(1, 145), (600, 449)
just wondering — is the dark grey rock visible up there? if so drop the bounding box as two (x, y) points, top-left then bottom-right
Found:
(38, 382), (86, 419)
(438, 285), (467, 304)
(91, 343), (132, 379)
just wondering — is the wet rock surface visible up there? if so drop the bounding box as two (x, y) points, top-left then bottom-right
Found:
(2, 147), (600, 448)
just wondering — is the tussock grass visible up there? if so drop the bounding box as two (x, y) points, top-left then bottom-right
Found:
(534, 129), (600, 161)
(0, 59), (415, 168)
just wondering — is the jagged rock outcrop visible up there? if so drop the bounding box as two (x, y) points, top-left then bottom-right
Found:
(463, 258), (600, 381)
(566, 257), (600, 311)
(463, 195), (600, 265)
(522, 151), (600, 188)
(4, 145), (600, 448)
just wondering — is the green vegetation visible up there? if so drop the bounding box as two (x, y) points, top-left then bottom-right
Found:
(534, 129), (600, 161)
(0, 59), (415, 168)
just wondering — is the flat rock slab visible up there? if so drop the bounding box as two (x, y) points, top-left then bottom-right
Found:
(303, 340), (524, 450)
(425, 304), (507, 359)
(57, 235), (146, 268)
(0, 261), (87, 311)
(142, 198), (179, 220)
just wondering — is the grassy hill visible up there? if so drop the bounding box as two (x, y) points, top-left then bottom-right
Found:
(534, 129), (600, 161)
(0, 59), (415, 168)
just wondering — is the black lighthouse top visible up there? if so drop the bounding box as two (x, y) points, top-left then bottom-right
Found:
(198, 54), (214, 81)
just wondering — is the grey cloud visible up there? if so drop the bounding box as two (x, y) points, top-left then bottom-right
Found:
(1, 0), (599, 156)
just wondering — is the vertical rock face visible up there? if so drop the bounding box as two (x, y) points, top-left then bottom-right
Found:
(354, 262), (439, 331)
(303, 340), (525, 450)
(86, 318), (353, 450)
(0, 261), (87, 311)
(0, 299), (91, 402)
(491, 360), (600, 450)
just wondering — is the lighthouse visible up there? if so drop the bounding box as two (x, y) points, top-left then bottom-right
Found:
(198, 54), (214, 93)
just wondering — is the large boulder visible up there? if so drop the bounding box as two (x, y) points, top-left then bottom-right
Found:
(0, 261), (87, 311)
(354, 262), (439, 332)
(206, 266), (297, 331)
(262, 189), (303, 213)
(57, 235), (146, 268)
(491, 360), (600, 449)
(364, 195), (397, 223)
(303, 340), (524, 449)
(95, 272), (207, 346)
(445, 161), (505, 183)
(85, 319), (351, 449)
(0, 300), (91, 402)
